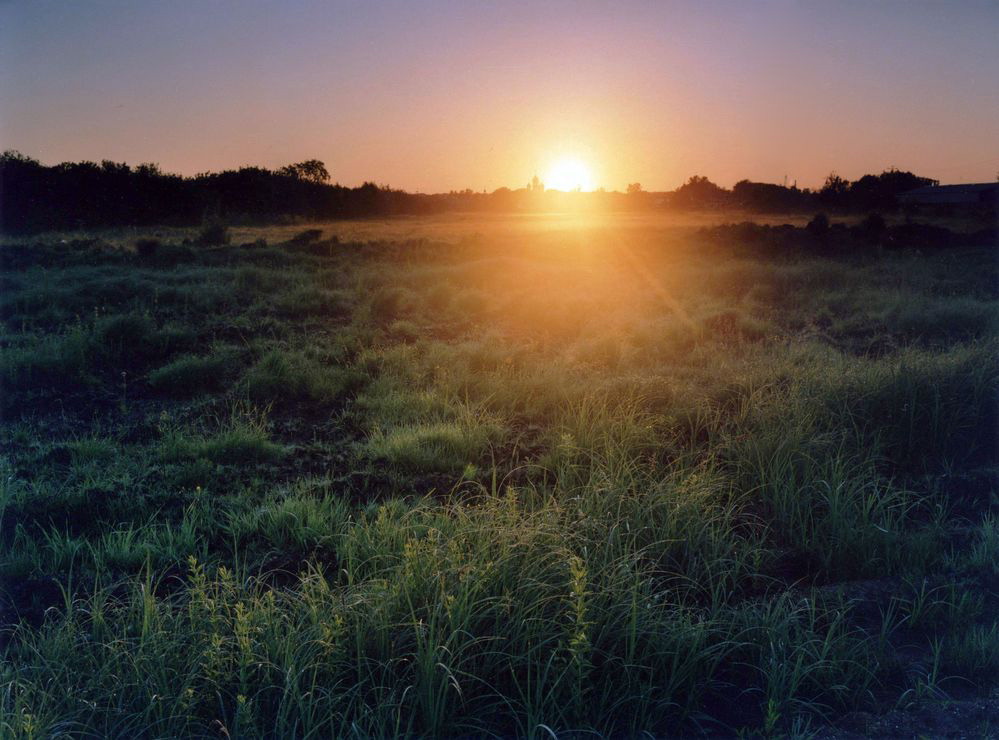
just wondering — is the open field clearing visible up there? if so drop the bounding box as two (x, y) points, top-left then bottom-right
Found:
(1, 215), (997, 737)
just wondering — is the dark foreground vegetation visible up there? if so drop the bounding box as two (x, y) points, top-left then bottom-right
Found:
(1, 215), (998, 737)
(1, 149), (968, 234)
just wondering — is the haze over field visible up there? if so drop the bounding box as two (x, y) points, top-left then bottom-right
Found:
(2, 0), (998, 192)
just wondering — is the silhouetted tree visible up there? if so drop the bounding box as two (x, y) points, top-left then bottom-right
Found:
(732, 180), (811, 212)
(0, 150), (956, 233)
(136, 163), (162, 177)
(818, 172), (851, 208)
(278, 159), (330, 184)
(673, 175), (729, 208)
(848, 169), (937, 210)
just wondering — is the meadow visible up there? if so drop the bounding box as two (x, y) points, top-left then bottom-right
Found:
(1, 213), (997, 737)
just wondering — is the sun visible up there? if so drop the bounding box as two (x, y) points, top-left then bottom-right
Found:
(544, 157), (594, 192)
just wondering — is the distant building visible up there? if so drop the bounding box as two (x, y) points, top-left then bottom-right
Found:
(898, 183), (999, 207)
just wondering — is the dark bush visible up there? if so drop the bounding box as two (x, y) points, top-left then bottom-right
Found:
(286, 231), (340, 257)
(136, 239), (197, 266)
(883, 222), (955, 250)
(858, 212), (886, 242)
(290, 229), (323, 245)
(198, 221), (230, 246)
(239, 238), (268, 249)
(135, 238), (161, 258)
(156, 243), (198, 265)
(699, 222), (804, 255)
(805, 213), (830, 239)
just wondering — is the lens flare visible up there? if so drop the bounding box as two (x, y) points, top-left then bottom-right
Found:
(544, 157), (594, 191)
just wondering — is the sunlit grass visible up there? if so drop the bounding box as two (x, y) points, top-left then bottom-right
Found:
(1, 217), (997, 736)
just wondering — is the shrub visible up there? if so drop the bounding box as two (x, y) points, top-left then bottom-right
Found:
(290, 228), (323, 245)
(134, 238), (161, 258)
(136, 239), (197, 266)
(805, 212), (830, 238)
(153, 242), (198, 266)
(858, 212), (886, 242)
(883, 222), (955, 250)
(197, 220), (230, 246)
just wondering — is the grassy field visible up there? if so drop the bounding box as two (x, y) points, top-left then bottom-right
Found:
(1, 214), (997, 737)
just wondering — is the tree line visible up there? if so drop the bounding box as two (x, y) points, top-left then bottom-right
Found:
(667, 170), (938, 211)
(0, 150), (942, 233)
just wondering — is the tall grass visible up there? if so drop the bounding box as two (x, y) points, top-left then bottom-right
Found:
(2, 223), (997, 736)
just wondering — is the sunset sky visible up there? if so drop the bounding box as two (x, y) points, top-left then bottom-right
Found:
(3, 1), (997, 192)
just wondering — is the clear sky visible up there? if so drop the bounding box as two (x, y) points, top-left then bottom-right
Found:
(2, 0), (997, 192)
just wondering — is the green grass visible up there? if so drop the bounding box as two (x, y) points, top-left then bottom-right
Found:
(0, 324), (92, 390)
(148, 352), (232, 396)
(1, 216), (997, 737)
(364, 416), (504, 474)
(242, 348), (365, 404)
(158, 403), (286, 465)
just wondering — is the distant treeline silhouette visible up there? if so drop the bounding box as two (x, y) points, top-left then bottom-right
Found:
(0, 150), (945, 233)
(0, 151), (430, 233)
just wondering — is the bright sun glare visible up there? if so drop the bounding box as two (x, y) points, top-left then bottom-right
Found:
(545, 157), (594, 192)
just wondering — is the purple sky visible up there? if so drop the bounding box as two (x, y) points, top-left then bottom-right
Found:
(2, 0), (997, 192)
